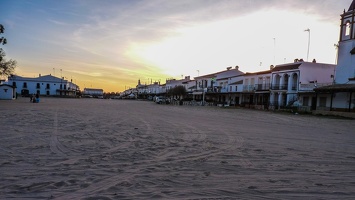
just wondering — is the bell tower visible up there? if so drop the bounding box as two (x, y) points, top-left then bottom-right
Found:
(336, 0), (355, 84)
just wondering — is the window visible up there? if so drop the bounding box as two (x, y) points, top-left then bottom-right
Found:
(230, 86), (232, 92)
(346, 21), (351, 36)
(319, 97), (327, 107)
(235, 86), (238, 91)
(303, 96), (309, 106)
(23, 82), (27, 88)
(36, 83), (40, 89)
(46, 84), (50, 89)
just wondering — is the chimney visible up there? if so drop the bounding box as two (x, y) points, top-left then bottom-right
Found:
(270, 65), (274, 70)
(312, 59), (316, 63)
(39, 74), (41, 77)
(235, 65), (239, 70)
(227, 66), (232, 70)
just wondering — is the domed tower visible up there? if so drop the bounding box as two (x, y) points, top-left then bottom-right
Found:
(336, 0), (355, 84)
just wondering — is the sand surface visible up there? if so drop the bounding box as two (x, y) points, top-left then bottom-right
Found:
(0, 97), (355, 199)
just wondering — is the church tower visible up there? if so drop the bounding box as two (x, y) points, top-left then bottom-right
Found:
(336, 0), (355, 84)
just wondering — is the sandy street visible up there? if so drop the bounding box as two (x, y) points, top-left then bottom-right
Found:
(0, 97), (355, 199)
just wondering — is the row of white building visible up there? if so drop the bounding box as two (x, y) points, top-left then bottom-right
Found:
(123, 1), (355, 113)
(0, 74), (104, 99)
(126, 61), (339, 112)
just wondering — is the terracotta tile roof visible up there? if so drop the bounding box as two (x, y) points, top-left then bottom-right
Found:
(272, 63), (302, 72)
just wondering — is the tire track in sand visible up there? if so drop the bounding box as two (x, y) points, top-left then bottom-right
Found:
(49, 110), (69, 157)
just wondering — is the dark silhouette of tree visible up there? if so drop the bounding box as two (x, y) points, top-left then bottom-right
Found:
(168, 85), (187, 99)
(0, 24), (7, 45)
(0, 24), (16, 77)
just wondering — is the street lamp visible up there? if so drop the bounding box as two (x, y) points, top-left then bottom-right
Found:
(304, 28), (310, 61)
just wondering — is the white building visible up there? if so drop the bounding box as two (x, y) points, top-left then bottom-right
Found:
(83, 88), (104, 97)
(214, 66), (244, 105)
(242, 69), (271, 109)
(6, 74), (79, 97)
(269, 61), (335, 110)
(182, 79), (196, 97)
(166, 76), (191, 91)
(193, 66), (244, 104)
(315, 1), (355, 112)
(0, 84), (16, 100)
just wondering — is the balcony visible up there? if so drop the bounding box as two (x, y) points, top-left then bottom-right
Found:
(271, 84), (288, 90)
(255, 84), (270, 91)
(243, 85), (254, 92)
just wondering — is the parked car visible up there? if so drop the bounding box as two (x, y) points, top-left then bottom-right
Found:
(156, 97), (170, 104)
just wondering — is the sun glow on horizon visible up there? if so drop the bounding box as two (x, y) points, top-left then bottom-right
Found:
(128, 9), (339, 78)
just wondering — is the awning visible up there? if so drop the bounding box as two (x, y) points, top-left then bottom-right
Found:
(314, 84), (355, 92)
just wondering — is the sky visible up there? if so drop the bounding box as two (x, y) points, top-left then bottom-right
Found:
(0, 0), (353, 92)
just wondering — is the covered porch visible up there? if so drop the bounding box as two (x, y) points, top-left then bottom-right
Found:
(314, 84), (355, 112)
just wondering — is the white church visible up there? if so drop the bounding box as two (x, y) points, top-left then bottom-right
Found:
(314, 1), (355, 112)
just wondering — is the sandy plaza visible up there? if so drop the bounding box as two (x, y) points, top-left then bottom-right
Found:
(0, 97), (355, 199)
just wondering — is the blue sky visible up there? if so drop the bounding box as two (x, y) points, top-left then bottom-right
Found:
(0, 0), (353, 92)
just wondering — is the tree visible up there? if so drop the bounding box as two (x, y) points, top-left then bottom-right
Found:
(0, 24), (16, 78)
(168, 85), (187, 100)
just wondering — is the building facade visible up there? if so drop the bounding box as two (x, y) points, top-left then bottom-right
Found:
(314, 1), (355, 112)
(270, 61), (335, 110)
(7, 74), (79, 97)
(0, 84), (16, 100)
(83, 88), (104, 98)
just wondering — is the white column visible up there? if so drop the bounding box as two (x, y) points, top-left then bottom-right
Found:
(279, 74), (284, 90)
(287, 74), (293, 91)
(278, 92), (283, 109)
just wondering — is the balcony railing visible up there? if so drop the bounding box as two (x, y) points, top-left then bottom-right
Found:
(255, 84), (270, 91)
(243, 85), (254, 92)
(271, 84), (288, 90)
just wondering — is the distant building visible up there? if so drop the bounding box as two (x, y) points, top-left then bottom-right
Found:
(83, 88), (104, 97)
(6, 74), (79, 97)
(193, 66), (244, 103)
